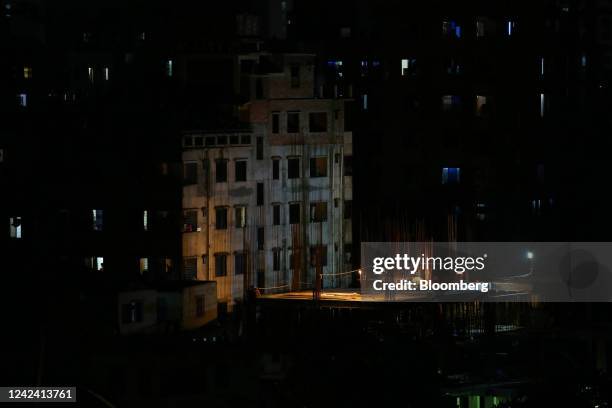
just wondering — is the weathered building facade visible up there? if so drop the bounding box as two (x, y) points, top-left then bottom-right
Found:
(182, 53), (353, 308)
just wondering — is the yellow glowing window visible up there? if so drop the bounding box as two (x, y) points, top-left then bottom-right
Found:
(23, 66), (32, 79)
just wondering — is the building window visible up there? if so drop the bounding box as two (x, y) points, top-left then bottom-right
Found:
(288, 157), (300, 179)
(442, 95), (461, 111)
(235, 206), (246, 228)
(183, 210), (198, 232)
(195, 295), (205, 317)
(475, 95), (487, 117)
(289, 203), (300, 224)
(216, 160), (228, 183)
(166, 59), (173, 77)
(401, 58), (417, 76)
(539, 93), (546, 117)
(310, 245), (328, 267)
(139, 257), (149, 274)
(235, 252), (246, 275)
(104, 67), (109, 81)
(255, 78), (263, 99)
(287, 112), (300, 133)
(290, 66), (300, 88)
(344, 155), (353, 176)
(272, 112), (280, 133)
(476, 20), (485, 37)
(256, 137), (263, 160)
(310, 202), (328, 223)
(309, 157), (328, 178)
(289, 248), (301, 270)
(257, 183), (264, 206)
(257, 227), (264, 250)
(539, 57), (545, 76)
(272, 158), (280, 180)
(235, 160), (247, 182)
(215, 254), (227, 277)
(344, 200), (352, 219)
(184, 162), (198, 185)
(507, 20), (515, 36)
(17, 93), (27, 107)
(442, 167), (461, 184)
(241, 134), (251, 144)
(272, 204), (281, 225)
(88, 67), (94, 83)
(91, 256), (104, 271)
(215, 207), (228, 229)
(182, 257), (197, 279)
(9, 216), (21, 239)
(23, 66), (32, 79)
(272, 249), (281, 271)
(309, 112), (327, 132)
(92, 209), (103, 231)
(121, 300), (143, 324)
(442, 20), (461, 38)
(143, 210), (149, 231)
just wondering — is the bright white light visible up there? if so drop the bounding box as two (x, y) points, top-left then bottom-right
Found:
(540, 93), (545, 117)
(104, 67), (109, 81)
(96, 257), (104, 271)
(526, 251), (534, 260)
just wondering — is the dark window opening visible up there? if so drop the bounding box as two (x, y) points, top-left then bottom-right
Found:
(310, 202), (328, 222)
(184, 162), (198, 185)
(272, 113), (280, 134)
(309, 112), (328, 132)
(289, 203), (300, 224)
(257, 183), (264, 206)
(257, 227), (264, 250)
(310, 157), (328, 178)
(256, 137), (263, 160)
(215, 254), (227, 277)
(215, 207), (228, 229)
(287, 112), (300, 133)
(216, 160), (228, 183)
(235, 160), (247, 182)
(344, 155), (353, 176)
(272, 159), (280, 180)
(273, 204), (281, 225)
(288, 157), (300, 179)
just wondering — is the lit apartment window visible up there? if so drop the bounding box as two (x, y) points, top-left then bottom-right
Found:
(216, 159), (228, 183)
(362, 94), (368, 110)
(442, 167), (461, 184)
(215, 207), (228, 230)
(257, 227), (264, 250)
(215, 253), (227, 277)
(143, 210), (149, 231)
(310, 245), (328, 267)
(195, 295), (204, 317)
(287, 112), (300, 133)
(442, 20), (461, 38)
(104, 67), (109, 81)
(235, 160), (247, 182)
(475, 95), (487, 116)
(476, 20), (485, 37)
(539, 93), (546, 117)
(272, 204), (281, 225)
(184, 162), (198, 185)
(92, 209), (103, 231)
(23, 66), (32, 79)
(310, 202), (328, 222)
(507, 21), (515, 36)
(9, 216), (21, 239)
(234, 252), (246, 275)
(287, 157), (300, 179)
(183, 210), (198, 232)
(272, 248), (281, 271)
(272, 112), (280, 133)
(310, 157), (328, 178)
(581, 54), (587, 68)
(17, 93), (27, 107)
(272, 158), (280, 180)
(235, 206), (246, 228)
(88, 67), (94, 83)
(90, 256), (104, 271)
(166, 59), (173, 77)
(401, 58), (417, 76)
(309, 112), (327, 132)
(442, 95), (461, 111)
(139, 257), (149, 274)
(289, 203), (300, 224)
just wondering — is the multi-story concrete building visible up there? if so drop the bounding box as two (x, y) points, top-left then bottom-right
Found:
(182, 53), (353, 309)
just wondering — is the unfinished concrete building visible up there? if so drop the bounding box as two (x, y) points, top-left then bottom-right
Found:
(182, 54), (353, 309)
